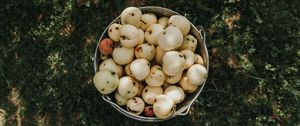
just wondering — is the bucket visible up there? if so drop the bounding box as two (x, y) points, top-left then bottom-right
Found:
(94, 6), (209, 122)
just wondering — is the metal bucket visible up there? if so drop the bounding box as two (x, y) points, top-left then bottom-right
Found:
(94, 6), (209, 122)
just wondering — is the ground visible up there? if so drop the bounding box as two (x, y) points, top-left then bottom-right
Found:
(0, 0), (299, 126)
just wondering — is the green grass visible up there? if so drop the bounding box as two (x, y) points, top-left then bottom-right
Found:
(0, 0), (299, 125)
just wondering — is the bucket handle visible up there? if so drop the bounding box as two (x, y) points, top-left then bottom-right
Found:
(102, 95), (121, 109)
(176, 104), (192, 116)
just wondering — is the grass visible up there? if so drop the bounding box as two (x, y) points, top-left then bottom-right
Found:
(0, 0), (299, 125)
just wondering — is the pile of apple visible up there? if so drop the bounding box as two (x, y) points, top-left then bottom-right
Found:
(93, 7), (208, 119)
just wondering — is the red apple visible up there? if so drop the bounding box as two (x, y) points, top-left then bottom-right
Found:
(99, 38), (113, 55)
(144, 106), (154, 117)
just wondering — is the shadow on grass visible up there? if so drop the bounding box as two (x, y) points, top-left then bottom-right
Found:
(0, 0), (299, 126)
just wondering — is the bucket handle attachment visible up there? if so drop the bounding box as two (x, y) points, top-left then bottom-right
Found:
(197, 25), (206, 41)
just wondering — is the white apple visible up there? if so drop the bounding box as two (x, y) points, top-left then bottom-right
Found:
(120, 24), (139, 47)
(120, 7), (142, 27)
(157, 26), (183, 51)
(140, 13), (157, 30)
(168, 15), (190, 36)
(145, 24), (164, 45)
